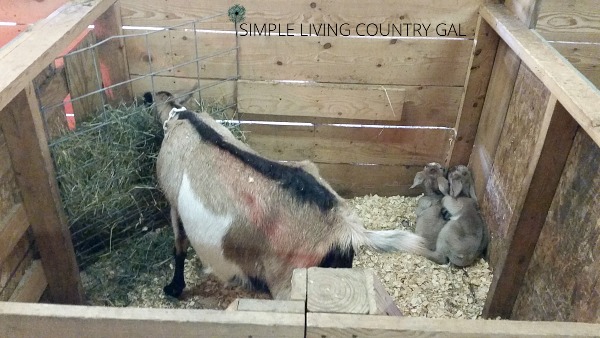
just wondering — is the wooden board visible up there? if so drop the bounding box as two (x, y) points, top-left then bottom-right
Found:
(0, 83), (83, 304)
(124, 29), (473, 86)
(8, 260), (47, 303)
(0, 0), (116, 112)
(120, 0), (481, 38)
(505, 0), (541, 29)
(0, 234), (34, 302)
(536, 0), (600, 43)
(0, 204), (30, 265)
(481, 64), (551, 268)
(551, 42), (600, 88)
(512, 130), (600, 323)
(449, 16), (500, 167)
(242, 123), (453, 166)
(33, 65), (70, 140)
(0, 142), (22, 223)
(469, 41), (521, 203)
(238, 81), (404, 121)
(0, 303), (305, 338)
(306, 313), (600, 337)
(483, 101), (579, 319)
(235, 299), (305, 314)
(481, 4), (600, 148)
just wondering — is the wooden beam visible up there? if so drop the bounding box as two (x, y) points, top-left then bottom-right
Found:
(8, 260), (47, 303)
(93, 2), (133, 105)
(0, 82), (84, 304)
(306, 313), (600, 337)
(480, 4), (600, 148)
(0, 303), (305, 338)
(448, 16), (500, 167)
(482, 98), (579, 319)
(235, 299), (305, 314)
(0, 0), (116, 112)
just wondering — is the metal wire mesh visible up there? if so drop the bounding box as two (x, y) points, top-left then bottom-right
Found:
(37, 14), (239, 268)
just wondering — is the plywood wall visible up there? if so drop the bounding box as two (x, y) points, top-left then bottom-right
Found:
(120, 0), (488, 196)
(512, 129), (600, 323)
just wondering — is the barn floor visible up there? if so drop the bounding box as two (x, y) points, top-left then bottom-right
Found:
(81, 194), (492, 318)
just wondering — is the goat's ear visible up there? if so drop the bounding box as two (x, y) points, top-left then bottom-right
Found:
(410, 171), (425, 189)
(437, 176), (449, 196)
(449, 178), (463, 198)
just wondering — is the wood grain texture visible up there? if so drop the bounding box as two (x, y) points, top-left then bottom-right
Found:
(238, 81), (404, 121)
(124, 29), (472, 86)
(0, 204), (30, 265)
(120, 0), (481, 38)
(33, 65), (70, 140)
(94, 2), (133, 105)
(512, 130), (600, 323)
(242, 123), (453, 166)
(307, 268), (370, 314)
(551, 42), (600, 88)
(306, 313), (600, 337)
(8, 260), (48, 303)
(0, 303), (305, 338)
(0, 234), (34, 302)
(469, 41), (521, 202)
(536, 0), (600, 43)
(290, 268), (307, 302)
(0, 83), (83, 304)
(483, 101), (579, 319)
(64, 32), (103, 122)
(481, 4), (600, 148)
(0, 0), (116, 112)
(505, 0), (541, 29)
(481, 64), (551, 270)
(449, 16), (500, 167)
(236, 299), (305, 314)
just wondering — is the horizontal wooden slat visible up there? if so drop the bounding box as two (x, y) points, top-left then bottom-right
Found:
(120, 0), (481, 38)
(0, 205), (30, 265)
(316, 163), (423, 198)
(536, 0), (600, 43)
(8, 260), (47, 303)
(0, 303), (305, 337)
(307, 313), (600, 337)
(238, 80), (404, 121)
(242, 123), (453, 166)
(124, 29), (473, 86)
(235, 299), (305, 314)
(481, 4), (600, 148)
(0, 0), (116, 112)
(0, 235), (34, 301)
(551, 42), (600, 88)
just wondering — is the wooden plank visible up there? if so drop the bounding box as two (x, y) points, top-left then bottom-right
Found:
(0, 83), (83, 304)
(0, 0), (68, 23)
(0, 236), (34, 302)
(551, 42), (600, 88)
(290, 268), (307, 302)
(316, 163), (423, 198)
(536, 0), (600, 43)
(307, 267), (370, 314)
(481, 4), (600, 148)
(33, 65), (70, 139)
(306, 313), (600, 337)
(236, 299), (305, 314)
(469, 40), (521, 202)
(0, 303), (305, 338)
(238, 80), (404, 121)
(120, 0), (481, 38)
(449, 16), (500, 167)
(125, 29), (473, 86)
(512, 130), (599, 323)
(242, 123), (453, 166)
(8, 260), (47, 303)
(505, 0), (541, 29)
(364, 270), (402, 316)
(481, 64), (551, 270)
(482, 101), (579, 319)
(0, 205), (30, 265)
(64, 32), (103, 122)
(93, 2), (133, 106)
(0, 0), (116, 112)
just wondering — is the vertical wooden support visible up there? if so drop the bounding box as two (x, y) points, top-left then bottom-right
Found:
(0, 82), (84, 304)
(448, 16), (500, 167)
(482, 98), (578, 319)
(94, 2), (133, 105)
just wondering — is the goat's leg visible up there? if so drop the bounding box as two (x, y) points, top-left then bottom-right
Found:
(163, 207), (189, 298)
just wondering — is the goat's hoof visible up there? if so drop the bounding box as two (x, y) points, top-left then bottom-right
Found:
(163, 282), (185, 298)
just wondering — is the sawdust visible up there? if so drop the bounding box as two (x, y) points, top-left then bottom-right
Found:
(82, 194), (492, 318)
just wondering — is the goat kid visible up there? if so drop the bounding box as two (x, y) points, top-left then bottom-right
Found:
(149, 90), (427, 299)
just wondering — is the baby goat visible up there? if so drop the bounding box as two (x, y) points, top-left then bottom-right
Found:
(149, 90), (427, 299)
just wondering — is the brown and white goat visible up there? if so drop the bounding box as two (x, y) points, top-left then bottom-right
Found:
(149, 91), (427, 299)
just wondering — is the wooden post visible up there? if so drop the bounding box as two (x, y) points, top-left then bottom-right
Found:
(0, 82), (84, 304)
(94, 1), (133, 106)
(483, 100), (578, 318)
